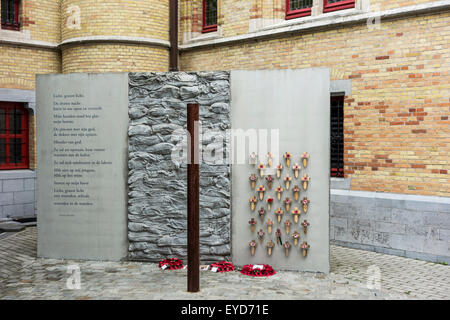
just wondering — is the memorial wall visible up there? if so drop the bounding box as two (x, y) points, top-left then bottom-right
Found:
(231, 69), (330, 273)
(127, 72), (232, 262)
(36, 70), (330, 272)
(36, 73), (129, 261)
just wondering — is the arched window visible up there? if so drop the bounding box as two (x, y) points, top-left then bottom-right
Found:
(203, 0), (217, 33)
(0, 102), (29, 170)
(1, 0), (20, 30)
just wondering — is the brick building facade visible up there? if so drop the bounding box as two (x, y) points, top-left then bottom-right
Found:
(1, 0), (449, 262)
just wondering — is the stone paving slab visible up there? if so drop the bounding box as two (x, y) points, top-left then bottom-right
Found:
(0, 222), (25, 232)
(0, 227), (448, 300)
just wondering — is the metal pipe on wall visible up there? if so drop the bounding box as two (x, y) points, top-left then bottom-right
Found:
(169, 0), (179, 71)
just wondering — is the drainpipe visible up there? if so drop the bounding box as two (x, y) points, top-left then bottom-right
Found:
(169, 0), (179, 71)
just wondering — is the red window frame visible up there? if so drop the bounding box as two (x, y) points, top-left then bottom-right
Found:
(1, 0), (20, 31)
(285, 0), (312, 20)
(323, 0), (355, 13)
(202, 0), (217, 33)
(0, 102), (29, 170)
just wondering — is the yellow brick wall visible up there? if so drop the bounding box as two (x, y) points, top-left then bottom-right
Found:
(2, 0), (171, 172)
(180, 0), (252, 38)
(180, 0), (441, 40)
(0, 45), (61, 90)
(59, 0), (170, 73)
(1, 0), (61, 90)
(220, 0), (253, 36)
(0, 44), (59, 170)
(62, 43), (168, 73)
(1, 0), (60, 172)
(60, 0), (169, 41)
(1, 0), (448, 195)
(180, 12), (450, 197)
(21, 0), (61, 43)
(371, 0), (437, 11)
(1, 0), (171, 80)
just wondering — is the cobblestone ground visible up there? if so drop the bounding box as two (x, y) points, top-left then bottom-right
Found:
(0, 227), (448, 300)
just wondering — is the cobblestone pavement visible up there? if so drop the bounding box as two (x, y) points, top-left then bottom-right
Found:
(0, 227), (448, 300)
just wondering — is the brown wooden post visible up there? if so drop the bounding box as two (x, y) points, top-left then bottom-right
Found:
(187, 103), (199, 292)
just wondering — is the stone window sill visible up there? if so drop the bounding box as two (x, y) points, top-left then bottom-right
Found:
(0, 169), (36, 180)
(183, 27), (223, 45)
(0, 27), (29, 41)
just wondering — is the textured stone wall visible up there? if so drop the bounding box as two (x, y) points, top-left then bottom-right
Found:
(128, 72), (231, 262)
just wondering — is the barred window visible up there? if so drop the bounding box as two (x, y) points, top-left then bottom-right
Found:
(1, 0), (20, 30)
(286, 0), (313, 20)
(330, 96), (344, 178)
(0, 102), (29, 170)
(203, 0), (217, 33)
(324, 0), (355, 13)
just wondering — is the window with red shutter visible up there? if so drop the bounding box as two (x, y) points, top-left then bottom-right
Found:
(0, 102), (29, 170)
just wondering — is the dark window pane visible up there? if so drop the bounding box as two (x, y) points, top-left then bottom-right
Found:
(10, 138), (22, 163)
(0, 138), (6, 164)
(0, 109), (6, 134)
(331, 96), (344, 177)
(9, 109), (22, 134)
(1, 0), (15, 24)
(1, 0), (5, 24)
(205, 0), (217, 26)
(328, 0), (347, 3)
(289, 0), (313, 10)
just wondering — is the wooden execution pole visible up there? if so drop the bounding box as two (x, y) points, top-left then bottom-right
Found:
(187, 103), (200, 292)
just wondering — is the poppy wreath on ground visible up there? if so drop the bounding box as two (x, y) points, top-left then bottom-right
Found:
(240, 264), (276, 277)
(158, 258), (184, 270)
(210, 261), (235, 272)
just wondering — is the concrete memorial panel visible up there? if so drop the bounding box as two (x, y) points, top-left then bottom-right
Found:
(231, 69), (330, 273)
(36, 73), (129, 261)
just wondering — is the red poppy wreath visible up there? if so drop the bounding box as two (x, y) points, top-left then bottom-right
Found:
(158, 258), (184, 270)
(240, 264), (276, 277)
(210, 261), (235, 272)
